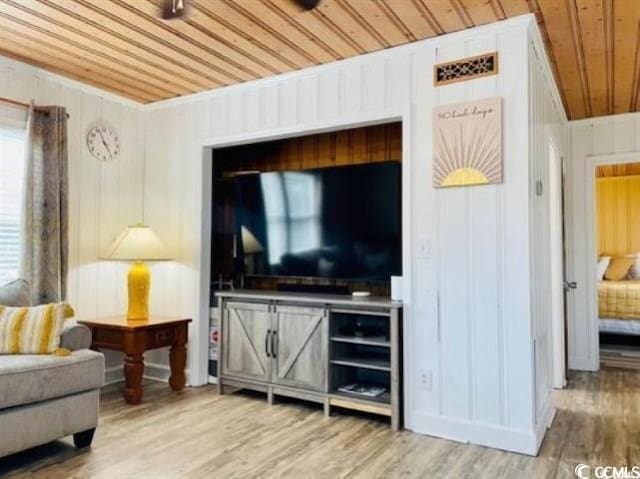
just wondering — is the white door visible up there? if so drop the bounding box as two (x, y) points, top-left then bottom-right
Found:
(549, 142), (567, 388)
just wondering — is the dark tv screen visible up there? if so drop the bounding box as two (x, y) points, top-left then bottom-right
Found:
(234, 161), (401, 281)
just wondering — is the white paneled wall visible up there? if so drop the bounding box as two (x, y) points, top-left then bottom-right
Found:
(143, 15), (551, 454)
(527, 31), (568, 431)
(0, 56), (146, 377)
(568, 112), (640, 370)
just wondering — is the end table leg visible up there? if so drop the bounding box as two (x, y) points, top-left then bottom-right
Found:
(169, 343), (187, 391)
(124, 353), (144, 404)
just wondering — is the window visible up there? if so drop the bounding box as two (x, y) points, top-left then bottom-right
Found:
(0, 122), (26, 284)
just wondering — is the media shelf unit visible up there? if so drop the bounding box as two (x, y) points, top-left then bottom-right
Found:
(216, 290), (403, 430)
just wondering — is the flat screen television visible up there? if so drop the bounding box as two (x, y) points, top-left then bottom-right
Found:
(233, 161), (401, 281)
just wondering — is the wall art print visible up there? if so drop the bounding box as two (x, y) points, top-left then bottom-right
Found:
(433, 97), (502, 188)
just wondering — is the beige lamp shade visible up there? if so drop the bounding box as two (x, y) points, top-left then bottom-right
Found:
(102, 223), (171, 261)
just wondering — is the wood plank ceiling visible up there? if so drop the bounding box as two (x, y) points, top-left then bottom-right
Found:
(0, 0), (634, 120)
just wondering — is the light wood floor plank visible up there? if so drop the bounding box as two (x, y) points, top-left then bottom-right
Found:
(1, 369), (639, 478)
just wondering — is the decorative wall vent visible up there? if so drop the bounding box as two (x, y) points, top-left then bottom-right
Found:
(434, 52), (498, 86)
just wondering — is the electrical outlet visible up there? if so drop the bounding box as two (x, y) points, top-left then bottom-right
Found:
(418, 369), (432, 391)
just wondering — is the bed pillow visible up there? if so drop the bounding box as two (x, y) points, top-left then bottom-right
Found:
(0, 303), (69, 355)
(625, 253), (640, 279)
(604, 257), (634, 281)
(597, 256), (611, 281)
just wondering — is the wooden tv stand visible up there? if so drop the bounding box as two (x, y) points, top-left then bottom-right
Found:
(216, 289), (403, 430)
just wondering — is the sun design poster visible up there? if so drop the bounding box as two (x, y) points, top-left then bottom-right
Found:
(433, 97), (502, 187)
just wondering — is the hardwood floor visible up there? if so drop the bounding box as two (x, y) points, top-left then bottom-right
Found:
(1, 370), (639, 478)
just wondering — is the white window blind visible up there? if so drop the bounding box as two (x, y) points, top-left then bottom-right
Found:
(0, 115), (26, 285)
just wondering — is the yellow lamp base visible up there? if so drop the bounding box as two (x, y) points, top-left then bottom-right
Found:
(127, 261), (150, 320)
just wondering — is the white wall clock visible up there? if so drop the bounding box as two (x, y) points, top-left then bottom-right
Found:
(87, 124), (120, 162)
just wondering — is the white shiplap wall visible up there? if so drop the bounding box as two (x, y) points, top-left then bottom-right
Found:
(527, 28), (569, 432)
(143, 15), (549, 454)
(568, 112), (640, 370)
(0, 55), (148, 378)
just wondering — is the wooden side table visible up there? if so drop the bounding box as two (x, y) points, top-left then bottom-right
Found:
(79, 316), (192, 404)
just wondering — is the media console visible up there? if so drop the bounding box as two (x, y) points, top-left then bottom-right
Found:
(215, 290), (403, 430)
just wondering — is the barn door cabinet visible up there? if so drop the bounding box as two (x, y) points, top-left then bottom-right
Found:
(271, 305), (328, 392)
(217, 290), (402, 430)
(221, 301), (271, 383)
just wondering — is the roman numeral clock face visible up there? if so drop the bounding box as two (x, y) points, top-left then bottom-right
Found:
(87, 125), (120, 162)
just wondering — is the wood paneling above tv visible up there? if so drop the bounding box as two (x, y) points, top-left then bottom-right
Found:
(213, 122), (401, 176)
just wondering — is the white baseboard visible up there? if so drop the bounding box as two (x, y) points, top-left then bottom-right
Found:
(143, 362), (171, 382)
(534, 397), (556, 454)
(409, 412), (542, 456)
(104, 366), (124, 385)
(143, 362), (193, 385)
(102, 363), (191, 386)
(569, 355), (598, 371)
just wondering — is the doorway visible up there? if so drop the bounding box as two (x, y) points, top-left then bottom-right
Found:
(593, 161), (640, 370)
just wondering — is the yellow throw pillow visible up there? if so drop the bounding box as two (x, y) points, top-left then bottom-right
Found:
(0, 303), (70, 355)
(604, 257), (635, 281)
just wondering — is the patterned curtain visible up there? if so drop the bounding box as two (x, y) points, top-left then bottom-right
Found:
(21, 105), (69, 305)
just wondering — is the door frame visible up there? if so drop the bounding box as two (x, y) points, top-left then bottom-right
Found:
(583, 151), (640, 371)
(192, 108), (413, 395)
(548, 140), (566, 388)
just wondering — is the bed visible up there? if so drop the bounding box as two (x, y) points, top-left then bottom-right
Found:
(598, 279), (640, 336)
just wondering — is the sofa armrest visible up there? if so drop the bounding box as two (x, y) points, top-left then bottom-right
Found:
(60, 323), (92, 351)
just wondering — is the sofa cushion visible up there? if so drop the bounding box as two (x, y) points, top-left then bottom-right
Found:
(0, 279), (30, 307)
(0, 349), (104, 409)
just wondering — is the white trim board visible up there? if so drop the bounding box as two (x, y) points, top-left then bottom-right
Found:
(193, 107), (413, 393)
(103, 362), (190, 386)
(570, 110), (640, 127)
(104, 365), (125, 386)
(412, 405), (553, 456)
(412, 393), (554, 456)
(581, 151), (640, 371)
(527, 24), (568, 124)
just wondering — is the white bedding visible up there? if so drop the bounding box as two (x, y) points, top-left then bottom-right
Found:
(599, 318), (640, 336)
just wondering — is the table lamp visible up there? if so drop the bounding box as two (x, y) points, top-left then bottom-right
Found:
(102, 223), (171, 320)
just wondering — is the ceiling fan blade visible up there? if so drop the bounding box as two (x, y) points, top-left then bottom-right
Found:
(295, 0), (322, 10)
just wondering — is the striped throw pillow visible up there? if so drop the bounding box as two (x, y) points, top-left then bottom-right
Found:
(0, 303), (70, 355)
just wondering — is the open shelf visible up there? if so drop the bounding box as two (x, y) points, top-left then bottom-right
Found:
(330, 389), (391, 405)
(330, 357), (391, 371)
(330, 335), (391, 347)
(330, 309), (394, 421)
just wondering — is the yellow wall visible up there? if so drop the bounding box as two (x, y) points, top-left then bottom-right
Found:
(596, 175), (640, 256)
